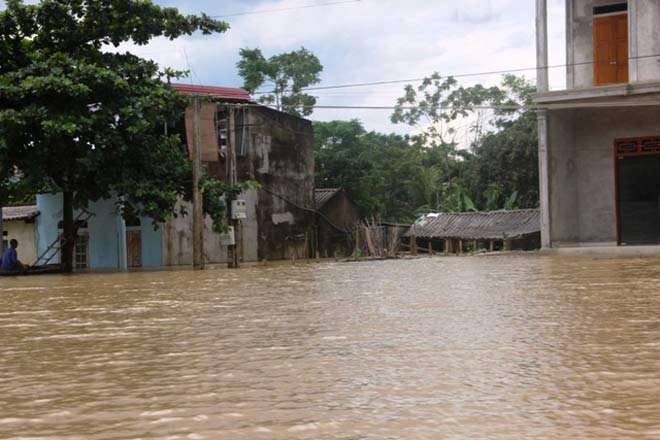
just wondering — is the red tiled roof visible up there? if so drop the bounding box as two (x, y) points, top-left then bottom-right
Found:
(172, 83), (251, 101)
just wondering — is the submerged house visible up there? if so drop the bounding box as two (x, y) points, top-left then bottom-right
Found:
(534, 1), (660, 249)
(404, 210), (541, 253)
(314, 188), (360, 257)
(35, 84), (315, 270)
(1, 205), (39, 263)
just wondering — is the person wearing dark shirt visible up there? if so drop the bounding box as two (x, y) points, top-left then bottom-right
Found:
(1, 239), (24, 271)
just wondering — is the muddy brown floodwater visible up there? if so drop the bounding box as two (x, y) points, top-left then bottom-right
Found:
(1, 255), (660, 439)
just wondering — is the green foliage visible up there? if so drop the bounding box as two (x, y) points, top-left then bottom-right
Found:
(314, 119), (424, 222)
(0, 0), (229, 269)
(237, 47), (322, 117)
(503, 191), (520, 211)
(315, 75), (539, 223)
(392, 73), (539, 214)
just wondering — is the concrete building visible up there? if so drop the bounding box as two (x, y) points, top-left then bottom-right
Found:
(34, 84), (315, 270)
(534, 0), (660, 250)
(164, 84), (315, 265)
(1, 205), (39, 264)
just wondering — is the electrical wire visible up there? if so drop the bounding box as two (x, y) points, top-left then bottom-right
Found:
(252, 52), (660, 95)
(222, 98), (660, 112)
(210, 0), (361, 18)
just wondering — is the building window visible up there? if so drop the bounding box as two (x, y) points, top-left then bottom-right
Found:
(2, 230), (7, 251)
(74, 234), (89, 270)
(57, 226), (89, 270)
(593, 4), (627, 16)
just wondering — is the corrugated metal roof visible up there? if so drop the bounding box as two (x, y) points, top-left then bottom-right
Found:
(404, 209), (540, 240)
(172, 83), (251, 101)
(2, 205), (39, 221)
(315, 188), (341, 209)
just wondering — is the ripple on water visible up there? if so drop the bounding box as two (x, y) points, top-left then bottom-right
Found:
(0, 255), (659, 439)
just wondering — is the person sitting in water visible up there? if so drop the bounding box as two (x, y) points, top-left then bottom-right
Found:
(1, 239), (25, 271)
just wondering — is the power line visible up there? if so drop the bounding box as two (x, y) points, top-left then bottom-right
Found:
(222, 100), (660, 112)
(253, 52), (660, 95)
(210, 0), (361, 18)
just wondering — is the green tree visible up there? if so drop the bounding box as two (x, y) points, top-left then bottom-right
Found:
(314, 119), (422, 222)
(464, 76), (538, 210)
(237, 47), (322, 117)
(0, 0), (229, 272)
(392, 73), (538, 211)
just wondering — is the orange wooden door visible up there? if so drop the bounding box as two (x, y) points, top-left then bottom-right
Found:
(126, 230), (142, 268)
(594, 14), (628, 86)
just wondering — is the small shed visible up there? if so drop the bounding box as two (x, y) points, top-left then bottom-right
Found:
(315, 188), (361, 257)
(2, 205), (40, 263)
(404, 209), (541, 253)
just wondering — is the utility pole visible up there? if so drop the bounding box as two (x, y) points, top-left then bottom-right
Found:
(192, 95), (204, 270)
(0, 199), (4, 252)
(226, 105), (240, 268)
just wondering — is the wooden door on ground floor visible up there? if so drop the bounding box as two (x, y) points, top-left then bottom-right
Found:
(126, 230), (142, 268)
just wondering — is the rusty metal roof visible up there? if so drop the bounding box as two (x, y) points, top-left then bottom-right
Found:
(172, 83), (251, 101)
(315, 188), (341, 209)
(2, 205), (39, 221)
(404, 209), (540, 240)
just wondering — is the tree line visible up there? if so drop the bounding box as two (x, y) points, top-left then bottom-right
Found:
(315, 75), (539, 223)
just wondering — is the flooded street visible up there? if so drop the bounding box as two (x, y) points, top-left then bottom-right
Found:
(1, 256), (660, 439)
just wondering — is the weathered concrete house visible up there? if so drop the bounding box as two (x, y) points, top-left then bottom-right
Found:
(35, 84), (315, 270)
(165, 84), (315, 265)
(534, 0), (660, 250)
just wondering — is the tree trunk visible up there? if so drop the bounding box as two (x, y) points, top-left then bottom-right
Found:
(61, 191), (75, 273)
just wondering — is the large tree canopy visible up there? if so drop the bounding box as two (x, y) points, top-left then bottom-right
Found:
(0, 0), (229, 271)
(237, 47), (322, 117)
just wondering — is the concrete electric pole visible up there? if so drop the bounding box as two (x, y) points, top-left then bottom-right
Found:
(192, 95), (205, 270)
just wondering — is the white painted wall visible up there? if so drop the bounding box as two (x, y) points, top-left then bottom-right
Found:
(3, 220), (37, 264)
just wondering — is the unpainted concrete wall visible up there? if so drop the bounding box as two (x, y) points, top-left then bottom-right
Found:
(249, 107), (315, 261)
(547, 105), (660, 246)
(161, 199), (228, 266)
(568, 0), (660, 88)
(208, 106), (315, 262)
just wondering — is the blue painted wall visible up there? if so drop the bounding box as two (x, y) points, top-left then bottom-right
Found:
(139, 216), (163, 268)
(36, 194), (163, 270)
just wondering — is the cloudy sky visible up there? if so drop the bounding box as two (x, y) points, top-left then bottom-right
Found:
(2, 0), (567, 135)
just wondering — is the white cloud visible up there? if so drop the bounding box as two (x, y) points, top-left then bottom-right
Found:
(7, 0), (568, 136)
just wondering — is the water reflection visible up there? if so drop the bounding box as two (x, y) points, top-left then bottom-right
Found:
(1, 256), (659, 439)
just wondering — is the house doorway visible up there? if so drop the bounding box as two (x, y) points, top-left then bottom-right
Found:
(126, 230), (142, 268)
(616, 138), (660, 245)
(593, 4), (628, 86)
